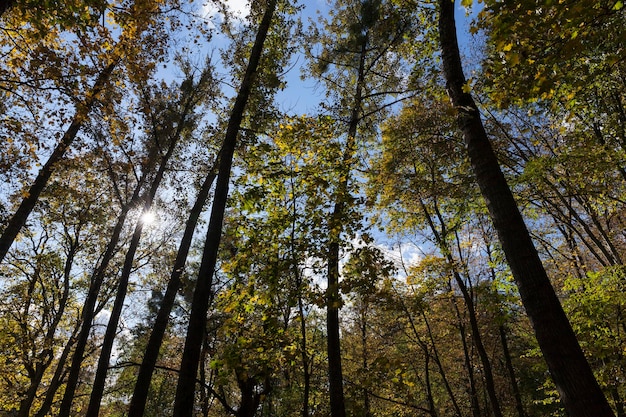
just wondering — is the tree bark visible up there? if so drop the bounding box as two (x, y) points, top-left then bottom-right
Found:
(0, 61), (117, 264)
(325, 24), (368, 417)
(127, 157), (219, 417)
(172, 2), (277, 415)
(437, 1), (614, 416)
(420, 198), (504, 417)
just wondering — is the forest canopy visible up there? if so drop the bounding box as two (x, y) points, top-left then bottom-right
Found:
(0, 0), (624, 416)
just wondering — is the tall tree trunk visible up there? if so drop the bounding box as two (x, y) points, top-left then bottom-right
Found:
(420, 199), (503, 417)
(499, 325), (527, 417)
(325, 26), (368, 417)
(17, 236), (79, 417)
(326, 235), (347, 417)
(0, 60), (117, 264)
(172, 2), (277, 415)
(437, 1), (614, 415)
(57, 148), (155, 417)
(85, 101), (186, 416)
(127, 157), (219, 417)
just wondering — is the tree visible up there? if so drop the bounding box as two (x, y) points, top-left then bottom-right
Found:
(0, 59), (118, 263)
(307, 1), (418, 414)
(85, 65), (214, 417)
(437, 0), (614, 415)
(0, 0), (177, 263)
(172, 2), (280, 415)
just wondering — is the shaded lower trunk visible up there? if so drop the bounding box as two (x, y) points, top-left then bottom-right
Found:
(327, 239), (347, 417)
(499, 325), (527, 417)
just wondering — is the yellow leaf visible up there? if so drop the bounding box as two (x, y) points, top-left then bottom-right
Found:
(462, 79), (473, 93)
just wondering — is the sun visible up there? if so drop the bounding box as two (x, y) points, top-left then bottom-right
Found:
(140, 211), (157, 225)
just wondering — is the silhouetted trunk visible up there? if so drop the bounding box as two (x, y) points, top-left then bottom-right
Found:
(127, 157), (219, 417)
(17, 236), (79, 417)
(453, 271), (503, 417)
(235, 375), (269, 417)
(86, 96), (189, 416)
(326, 236), (346, 417)
(172, 2), (277, 415)
(438, 1), (614, 415)
(325, 24), (368, 417)
(34, 315), (81, 417)
(0, 61), (117, 264)
(419, 310), (463, 417)
(57, 148), (155, 417)
(420, 198), (503, 417)
(451, 294), (481, 417)
(485, 240), (527, 417)
(294, 265), (311, 417)
(610, 388), (625, 417)
(499, 326), (527, 417)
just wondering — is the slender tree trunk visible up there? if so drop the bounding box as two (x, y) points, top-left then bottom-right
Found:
(86, 118), (183, 416)
(452, 295), (481, 417)
(453, 271), (503, 417)
(325, 27), (368, 417)
(295, 268), (311, 417)
(420, 199), (503, 417)
(420, 310), (463, 417)
(34, 318), (81, 417)
(0, 61), (117, 264)
(484, 240), (528, 417)
(199, 334), (212, 417)
(423, 354), (438, 417)
(326, 236), (347, 417)
(437, 1), (614, 415)
(172, 2), (277, 415)
(57, 150), (154, 417)
(359, 305), (371, 417)
(499, 326), (527, 417)
(127, 159), (219, 417)
(17, 237), (79, 417)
